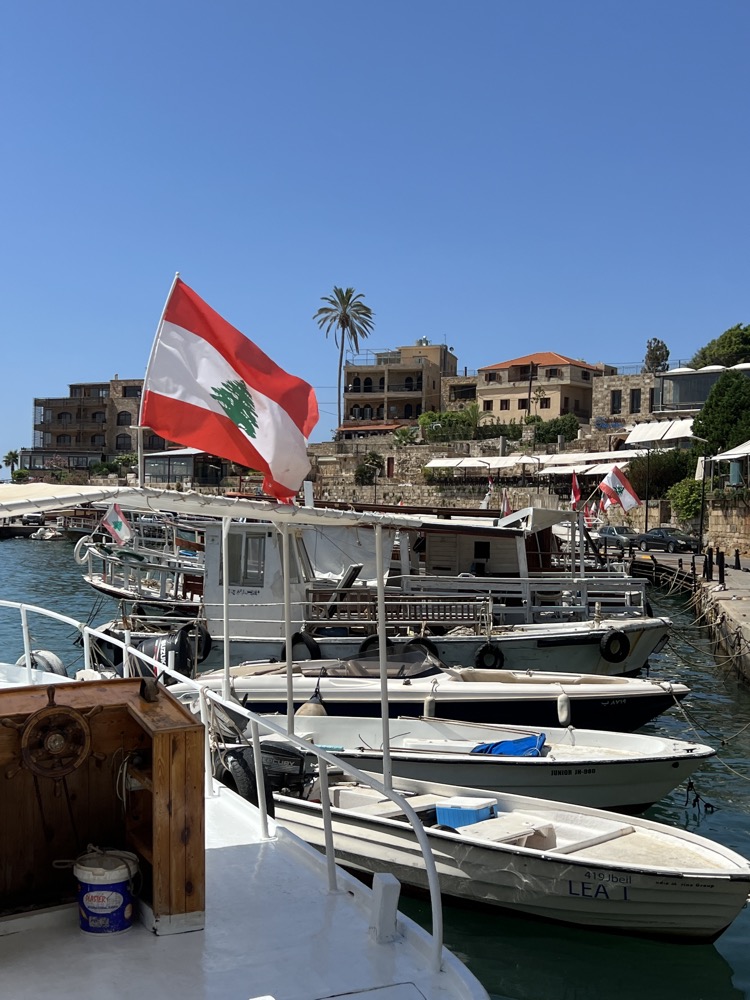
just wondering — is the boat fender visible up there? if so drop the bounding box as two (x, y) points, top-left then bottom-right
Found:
(474, 642), (504, 670)
(15, 650), (67, 676)
(179, 623), (213, 663)
(219, 748), (275, 817)
(600, 628), (631, 664)
(281, 631), (322, 661)
(557, 691), (571, 727)
(295, 692), (328, 717)
(73, 535), (94, 565)
(358, 634), (396, 657)
(402, 636), (440, 659)
(423, 693), (436, 717)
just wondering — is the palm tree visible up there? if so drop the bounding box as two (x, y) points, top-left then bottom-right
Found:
(313, 287), (374, 434)
(3, 450), (19, 476)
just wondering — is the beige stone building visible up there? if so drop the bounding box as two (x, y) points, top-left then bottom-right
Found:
(339, 339), (458, 439)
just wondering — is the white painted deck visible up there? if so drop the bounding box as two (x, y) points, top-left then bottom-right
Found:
(0, 787), (484, 1000)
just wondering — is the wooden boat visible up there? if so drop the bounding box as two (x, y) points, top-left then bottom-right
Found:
(0, 598), (489, 1000)
(269, 714), (715, 812)
(271, 773), (750, 942)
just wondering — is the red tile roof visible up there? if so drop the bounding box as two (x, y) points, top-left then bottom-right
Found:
(479, 352), (600, 372)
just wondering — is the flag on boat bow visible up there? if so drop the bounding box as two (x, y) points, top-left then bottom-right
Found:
(101, 503), (132, 544)
(140, 277), (319, 502)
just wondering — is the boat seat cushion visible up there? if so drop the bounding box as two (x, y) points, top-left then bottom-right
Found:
(470, 734), (546, 757)
(351, 793), (447, 818)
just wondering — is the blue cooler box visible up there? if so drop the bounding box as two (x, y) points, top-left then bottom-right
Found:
(436, 796), (496, 827)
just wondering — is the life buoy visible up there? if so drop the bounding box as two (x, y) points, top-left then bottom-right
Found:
(358, 634), (396, 657)
(474, 642), (504, 669)
(73, 535), (94, 565)
(280, 631), (321, 661)
(599, 628), (631, 664)
(402, 636), (440, 659)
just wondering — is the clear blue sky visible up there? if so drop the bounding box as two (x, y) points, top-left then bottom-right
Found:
(2, 1), (748, 474)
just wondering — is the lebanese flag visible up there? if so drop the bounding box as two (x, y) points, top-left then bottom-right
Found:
(600, 466), (641, 512)
(599, 492), (611, 514)
(584, 503), (594, 528)
(101, 503), (132, 545)
(502, 488), (512, 517)
(140, 278), (319, 501)
(570, 471), (581, 509)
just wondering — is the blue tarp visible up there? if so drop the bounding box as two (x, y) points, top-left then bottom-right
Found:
(469, 734), (546, 757)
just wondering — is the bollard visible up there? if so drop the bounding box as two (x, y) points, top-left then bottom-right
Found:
(735, 549), (741, 571)
(706, 547), (714, 582)
(691, 557), (697, 591)
(678, 558), (683, 571)
(718, 551), (725, 587)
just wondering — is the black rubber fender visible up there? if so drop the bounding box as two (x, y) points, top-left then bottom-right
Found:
(220, 748), (275, 818)
(179, 622), (213, 663)
(599, 628), (631, 664)
(358, 634), (396, 657)
(280, 631), (322, 660)
(474, 641), (504, 669)
(402, 636), (440, 659)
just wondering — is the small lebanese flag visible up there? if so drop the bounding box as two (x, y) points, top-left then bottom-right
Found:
(584, 503), (594, 528)
(571, 471), (581, 509)
(599, 492), (611, 513)
(101, 503), (132, 544)
(502, 488), (512, 517)
(600, 466), (641, 512)
(140, 277), (319, 501)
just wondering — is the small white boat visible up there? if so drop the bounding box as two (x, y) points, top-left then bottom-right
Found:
(184, 652), (690, 732)
(271, 714), (715, 812)
(271, 773), (750, 942)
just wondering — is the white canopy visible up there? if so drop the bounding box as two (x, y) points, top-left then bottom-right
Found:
(713, 440), (750, 461)
(624, 418), (694, 445)
(537, 464), (594, 476)
(423, 457), (465, 468)
(585, 462), (629, 476)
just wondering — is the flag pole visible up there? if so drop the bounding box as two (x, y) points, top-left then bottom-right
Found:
(137, 271), (181, 488)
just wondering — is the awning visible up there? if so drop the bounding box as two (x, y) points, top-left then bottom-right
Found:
(713, 440), (750, 461)
(144, 447), (204, 458)
(424, 458), (466, 468)
(624, 418), (693, 445)
(537, 464), (593, 476)
(457, 456), (519, 470)
(585, 462), (629, 475)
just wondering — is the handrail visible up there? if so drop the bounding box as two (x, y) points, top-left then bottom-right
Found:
(0, 599), (447, 974)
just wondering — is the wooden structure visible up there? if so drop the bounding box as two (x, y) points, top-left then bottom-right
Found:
(0, 678), (204, 934)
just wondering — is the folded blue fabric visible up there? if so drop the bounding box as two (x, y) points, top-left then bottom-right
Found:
(469, 734), (546, 757)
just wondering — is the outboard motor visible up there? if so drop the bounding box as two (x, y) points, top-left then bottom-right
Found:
(135, 626), (195, 679)
(259, 742), (316, 796)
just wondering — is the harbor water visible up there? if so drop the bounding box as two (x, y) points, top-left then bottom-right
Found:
(1, 536), (749, 999)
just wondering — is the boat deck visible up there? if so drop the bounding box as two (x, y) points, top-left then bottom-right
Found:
(0, 787), (469, 1000)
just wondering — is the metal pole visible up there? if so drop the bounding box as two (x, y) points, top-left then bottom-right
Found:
(698, 449), (708, 553)
(644, 447), (651, 533)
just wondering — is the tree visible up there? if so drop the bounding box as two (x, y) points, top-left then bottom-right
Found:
(691, 323), (750, 369)
(626, 449), (694, 500)
(354, 451), (384, 485)
(692, 370), (750, 455)
(392, 427), (418, 448)
(3, 450), (19, 475)
(532, 384), (547, 414)
(642, 338), (670, 374)
(313, 287), (374, 434)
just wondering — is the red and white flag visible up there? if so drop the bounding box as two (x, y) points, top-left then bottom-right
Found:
(599, 492), (611, 514)
(600, 466), (641, 512)
(502, 488), (512, 517)
(570, 471), (581, 509)
(140, 278), (319, 501)
(584, 503), (594, 528)
(101, 503), (132, 544)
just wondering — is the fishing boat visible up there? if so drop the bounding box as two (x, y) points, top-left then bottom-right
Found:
(0, 598), (489, 1000)
(255, 714), (715, 812)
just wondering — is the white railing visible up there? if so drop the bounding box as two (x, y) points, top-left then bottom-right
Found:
(0, 600), (446, 973)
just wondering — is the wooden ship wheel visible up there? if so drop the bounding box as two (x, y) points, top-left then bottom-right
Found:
(1, 686), (105, 782)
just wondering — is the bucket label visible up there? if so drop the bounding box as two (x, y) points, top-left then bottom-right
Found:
(83, 890), (124, 914)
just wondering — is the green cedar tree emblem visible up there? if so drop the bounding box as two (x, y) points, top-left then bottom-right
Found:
(210, 380), (258, 438)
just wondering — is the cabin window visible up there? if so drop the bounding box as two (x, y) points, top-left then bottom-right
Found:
(225, 533), (266, 587)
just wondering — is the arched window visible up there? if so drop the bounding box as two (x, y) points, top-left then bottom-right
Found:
(350, 406), (361, 419)
(115, 433), (132, 451)
(378, 377), (385, 391)
(117, 411), (132, 426)
(377, 405), (384, 419)
(363, 377), (373, 393)
(405, 376), (414, 392)
(92, 411), (106, 424)
(363, 405), (373, 420)
(57, 412), (72, 424)
(145, 435), (165, 449)
(56, 434), (72, 445)
(91, 434), (105, 446)
(416, 405), (422, 417)
(351, 376), (361, 393)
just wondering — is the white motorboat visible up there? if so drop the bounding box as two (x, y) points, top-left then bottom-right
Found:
(270, 772), (750, 942)
(0, 598), (489, 1000)
(183, 652), (690, 732)
(259, 714), (715, 812)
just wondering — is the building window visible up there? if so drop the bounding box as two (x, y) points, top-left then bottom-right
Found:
(115, 433), (132, 451)
(363, 405), (372, 419)
(122, 386), (141, 398)
(499, 399), (510, 411)
(377, 405), (384, 418)
(545, 368), (560, 379)
(57, 434), (72, 445)
(91, 434), (105, 446)
(351, 377), (361, 393)
(144, 435), (165, 449)
(404, 404), (413, 418)
(483, 400), (493, 412)
(57, 412), (72, 424)
(648, 388), (655, 413)
(610, 390), (622, 415)
(116, 411), (132, 426)
(540, 397), (551, 409)
(581, 370), (591, 381)
(92, 411), (105, 423)
(518, 399), (528, 410)
(363, 377), (373, 393)
(630, 388), (641, 414)
(405, 376), (414, 392)
(485, 372), (497, 382)
(350, 405), (361, 419)
(378, 377), (385, 391)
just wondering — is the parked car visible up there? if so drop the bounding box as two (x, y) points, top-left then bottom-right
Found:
(633, 527), (700, 554)
(597, 525), (640, 552)
(20, 512), (45, 526)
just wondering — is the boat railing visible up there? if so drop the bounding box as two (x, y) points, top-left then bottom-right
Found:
(79, 540), (205, 603)
(0, 599), (446, 974)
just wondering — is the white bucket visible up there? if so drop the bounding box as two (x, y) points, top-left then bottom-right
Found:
(74, 850), (139, 934)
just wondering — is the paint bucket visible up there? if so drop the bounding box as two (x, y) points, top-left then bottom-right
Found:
(74, 850), (139, 933)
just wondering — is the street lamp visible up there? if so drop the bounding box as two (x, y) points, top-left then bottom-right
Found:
(691, 435), (709, 554)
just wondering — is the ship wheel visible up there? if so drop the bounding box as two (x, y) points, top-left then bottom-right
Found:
(1, 686), (105, 782)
